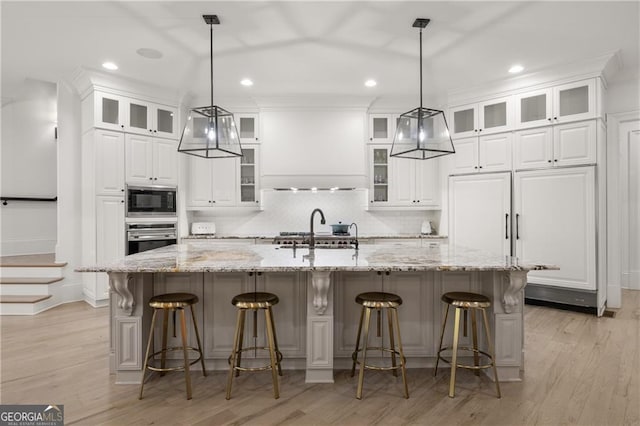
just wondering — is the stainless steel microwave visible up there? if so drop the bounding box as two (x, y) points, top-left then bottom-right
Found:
(126, 185), (177, 217)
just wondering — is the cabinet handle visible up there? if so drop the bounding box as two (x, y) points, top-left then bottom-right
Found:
(479, 166), (483, 169)
(478, 129), (483, 132)
(554, 117), (558, 120)
(474, 166), (478, 169)
(417, 200), (420, 203)
(149, 129), (153, 133)
(121, 188), (124, 192)
(154, 130), (157, 133)
(547, 118), (552, 121)
(505, 213), (509, 239)
(154, 177), (158, 180)
(370, 137), (373, 141)
(516, 214), (520, 240)
(121, 125), (125, 128)
(548, 160), (552, 163)
(120, 200), (124, 203)
(554, 159), (558, 162)
(149, 177), (153, 180)
(255, 137), (259, 141)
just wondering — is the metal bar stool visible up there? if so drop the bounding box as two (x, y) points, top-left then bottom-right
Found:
(226, 292), (283, 400)
(434, 291), (501, 398)
(350, 291), (409, 400)
(139, 292), (206, 400)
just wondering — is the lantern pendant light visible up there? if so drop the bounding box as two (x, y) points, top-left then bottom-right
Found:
(178, 15), (243, 159)
(390, 18), (455, 160)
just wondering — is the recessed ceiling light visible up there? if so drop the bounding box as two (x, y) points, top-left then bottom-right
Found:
(102, 62), (118, 71)
(364, 79), (377, 87)
(508, 64), (524, 74)
(136, 48), (163, 59)
(240, 78), (254, 87)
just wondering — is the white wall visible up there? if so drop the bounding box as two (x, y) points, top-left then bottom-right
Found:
(605, 75), (640, 115)
(190, 189), (441, 237)
(1, 79), (57, 255)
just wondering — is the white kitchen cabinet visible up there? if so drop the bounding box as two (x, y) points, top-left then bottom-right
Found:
(236, 113), (260, 144)
(239, 146), (260, 205)
(368, 114), (396, 144)
(514, 120), (596, 170)
(369, 146), (440, 208)
(449, 172), (512, 258)
(369, 146), (390, 203)
(515, 79), (596, 129)
(125, 134), (177, 185)
(390, 156), (440, 206)
(92, 91), (127, 132)
(94, 130), (125, 196)
(127, 100), (178, 139)
(87, 91), (178, 138)
(451, 132), (512, 175)
(96, 196), (125, 300)
(514, 167), (596, 291)
(449, 96), (513, 139)
(187, 156), (236, 207)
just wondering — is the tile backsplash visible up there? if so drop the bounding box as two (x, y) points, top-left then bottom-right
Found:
(190, 189), (441, 236)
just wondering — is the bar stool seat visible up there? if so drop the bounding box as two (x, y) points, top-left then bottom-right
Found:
(435, 291), (500, 398)
(351, 291), (408, 400)
(139, 292), (206, 400)
(226, 291), (283, 400)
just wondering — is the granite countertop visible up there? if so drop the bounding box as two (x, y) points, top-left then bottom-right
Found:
(77, 242), (556, 273)
(182, 234), (448, 240)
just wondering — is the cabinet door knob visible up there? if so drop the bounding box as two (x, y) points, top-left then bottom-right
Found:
(120, 200), (124, 203)
(370, 200), (373, 203)
(121, 125), (125, 128)
(548, 118), (552, 121)
(554, 117), (558, 120)
(149, 129), (153, 133)
(479, 166), (483, 169)
(554, 159), (558, 162)
(154, 177), (158, 180)
(417, 200), (420, 203)
(121, 188), (125, 192)
(255, 137), (259, 141)
(474, 166), (478, 169)
(479, 129), (483, 132)
(149, 177), (153, 180)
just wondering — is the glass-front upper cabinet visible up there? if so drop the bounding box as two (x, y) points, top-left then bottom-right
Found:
(127, 100), (151, 135)
(515, 79), (596, 129)
(368, 114), (395, 144)
(235, 114), (260, 144)
(449, 96), (512, 138)
(154, 105), (178, 139)
(370, 147), (389, 203)
(239, 147), (259, 204)
(94, 92), (126, 131)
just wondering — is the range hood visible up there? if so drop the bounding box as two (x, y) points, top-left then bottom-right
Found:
(259, 109), (368, 189)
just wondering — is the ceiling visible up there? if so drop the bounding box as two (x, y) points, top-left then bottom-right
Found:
(2, 1), (638, 104)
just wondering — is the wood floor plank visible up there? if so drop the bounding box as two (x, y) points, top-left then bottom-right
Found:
(1, 293), (639, 425)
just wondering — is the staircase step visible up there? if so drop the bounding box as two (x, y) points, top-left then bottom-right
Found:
(0, 253), (66, 268)
(0, 277), (63, 284)
(0, 295), (52, 303)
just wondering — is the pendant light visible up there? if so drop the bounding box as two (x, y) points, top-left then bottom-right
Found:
(390, 18), (455, 160)
(178, 15), (243, 159)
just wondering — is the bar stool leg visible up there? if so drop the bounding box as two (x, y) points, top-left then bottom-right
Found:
(226, 308), (245, 400)
(434, 304), (450, 376)
(235, 308), (246, 377)
(356, 307), (372, 400)
(350, 306), (365, 377)
(160, 308), (170, 376)
(265, 306), (280, 399)
(449, 307), (462, 398)
(190, 305), (207, 377)
(387, 307), (398, 377)
(267, 305), (283, 376)
(470, 308), (480, 376)
(139, 308), (158, 400)
(481, 308), (501, 398)
(179, 308), (193, 400)
(391, 307), (409, 399)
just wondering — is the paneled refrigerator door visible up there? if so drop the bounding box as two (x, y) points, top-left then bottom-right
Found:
(514, 166), (596, 291)
(448, 172), (512, 257)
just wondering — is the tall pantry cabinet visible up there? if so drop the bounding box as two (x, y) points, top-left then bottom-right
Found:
(79, 85), (179, 307)
(448, 77), (606, 314)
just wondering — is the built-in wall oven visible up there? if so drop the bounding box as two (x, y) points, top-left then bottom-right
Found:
(127, 223), (177, 255)
(126, 185), (177, 217)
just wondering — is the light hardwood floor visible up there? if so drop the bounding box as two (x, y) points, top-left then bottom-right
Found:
(1, 291), (639, 425)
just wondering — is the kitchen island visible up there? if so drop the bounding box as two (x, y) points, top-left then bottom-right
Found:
(78, 242), (555, 384)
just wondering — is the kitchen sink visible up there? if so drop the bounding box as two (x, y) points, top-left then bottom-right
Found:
(276, 245), (355, 250)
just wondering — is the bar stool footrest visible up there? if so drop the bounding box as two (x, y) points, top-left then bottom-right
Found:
(437, 346), (495, 370)
(145, 347), (204, 373)
(228, 346), (283, 372)
(352, 346), (406, 371)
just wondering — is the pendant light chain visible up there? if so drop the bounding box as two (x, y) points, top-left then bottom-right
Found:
(419, 27), (423, 111)
(210, 22), (214, 114)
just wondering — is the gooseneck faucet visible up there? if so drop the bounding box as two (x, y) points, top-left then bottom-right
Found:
(350, 222), (359, 250)
(309, 208), (326, 250)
